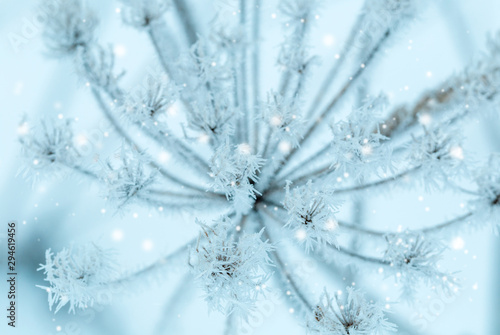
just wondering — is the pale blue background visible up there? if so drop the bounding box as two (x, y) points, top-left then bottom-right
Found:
(1, 0), (499, 334)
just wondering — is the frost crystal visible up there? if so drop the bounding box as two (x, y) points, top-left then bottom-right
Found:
(330, 97), (392, 180)
(210, 142), (264, 213)
(383, 232), (456, 300)
(408, 127), (467, 189)
(37, 243), (118, 313)
(43, 0), (98, 56)
(101, 148), (157, 209)
(308, 287), (396, 335)
(19, 118), (80, 183)
(284, 181), (339, 251)
(189, 217), (273, 317)
(262, 91), (304, 148)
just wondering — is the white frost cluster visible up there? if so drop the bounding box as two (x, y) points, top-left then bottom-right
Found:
(100, 147), (157, 209)
(43, 0), (98, 56)
(122, 79), (178, 125)
(330, 97), (393, 180)
(283, 181), (339, 251)
(469, 154), (500, 233)
(383, 232), (456, 300)
(408, 127), (467, 189)
(188, 217), (273, 317)
(210, 142), (264, 213)
(262, 91), (304, 148)
(307, 287), (396, 335)
(19, 118), (79, 183)
(37, 243), (118, 313)
(453, 31), (500, 112)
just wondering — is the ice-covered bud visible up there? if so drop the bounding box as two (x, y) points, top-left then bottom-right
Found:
(189, 217), (273, 317)
(19, 118), (80, 184)
(43, 0), (98, 56)
(122, 79), (178, 124)
(308, 287), (396, 335)
(262, 91), (304, 148)
(37, 243), (118, 313)
(408, 127), (468, 189)
(120, 0), (169, 28)
(283, 181), (340, 252)
(468, 154), (500, 233)
(209, 142), (264, 213)
(101, 147), (157, 209)
(330, 96), (393, 180)
(383, 232), (456, 300)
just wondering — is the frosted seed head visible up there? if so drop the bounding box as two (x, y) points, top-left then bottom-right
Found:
(37, 243), (118, 313)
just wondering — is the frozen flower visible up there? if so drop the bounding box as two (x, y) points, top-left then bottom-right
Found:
(330, 96), (393, 180)
(19, 118), (80, 184)
(122, 79), (178, 124)
(283, 181), (340, 251)
(262, 91), (305, 148)
(37, 243), (118, 313)
(101, 147), (157, 209)
(209, 142), (264, 213)
(189, 216), (273, 317)
(383, 232), (457, 300)
(308, 287), (396, 334)
(408, 127), (468, 190)
(43, 0), (98, 56)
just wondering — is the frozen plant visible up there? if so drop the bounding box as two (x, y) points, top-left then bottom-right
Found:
(188, 216), (273, 317)
(37, 243), (118, 313)
(307, 287), (396, 335)
(21, 0), (500, 333)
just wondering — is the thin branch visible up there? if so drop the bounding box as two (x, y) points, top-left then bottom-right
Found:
(92, 88), (212, 194)
(260, 205), (391, 267)
(255, 211), (314, 312)
(333, 165), (421, 195)
(251, 0), (261, 152)
(273, 29), (392, 180)
(171, 0), (198, 46)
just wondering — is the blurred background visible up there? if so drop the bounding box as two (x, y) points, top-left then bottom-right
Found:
(1, 0), (499, 334)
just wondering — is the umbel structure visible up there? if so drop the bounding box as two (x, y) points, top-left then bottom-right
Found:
(20, 0), (500, 334)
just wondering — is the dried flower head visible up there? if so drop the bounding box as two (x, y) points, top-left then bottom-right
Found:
(308, 287), (396, 334)
(37, 243), (118, 313)
(330, 96), (393, 180)
(19, 118), (80, 184)
(100, 147), (157, 209)
(43, 0), (98, 56)
(188, 217), (273, 317)
(209, 142), (264, 213)
(384, 232), (457, 300)
(284, 181), (340, 251)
